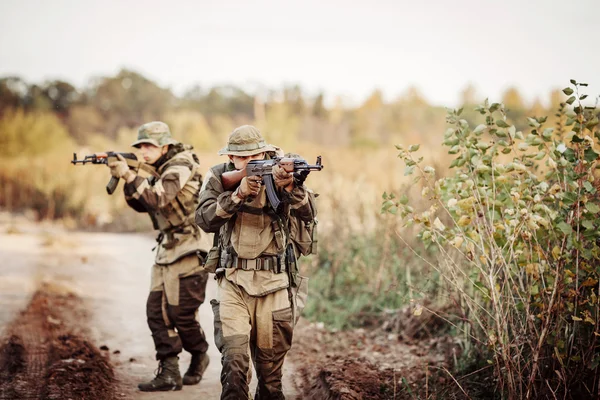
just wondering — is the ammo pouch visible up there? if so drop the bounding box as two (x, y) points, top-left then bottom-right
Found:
(284, 237), (308, 325)
(285, 242), (300, 287)
(289, 190), (319, 256)
(203, 245), (220, 274)
(204, 216), (231, 275)
(290, 275), (309, 325)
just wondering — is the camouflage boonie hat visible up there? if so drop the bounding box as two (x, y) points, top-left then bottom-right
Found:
(131, 121), (179, 148)
(218, 125), (277, 156)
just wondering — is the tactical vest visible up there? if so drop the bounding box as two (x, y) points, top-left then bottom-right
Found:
(150, 148), (212, 265)
(204, 162), (316, 287)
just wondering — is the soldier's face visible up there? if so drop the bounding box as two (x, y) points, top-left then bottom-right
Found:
(229, 152), (266, 170)
(139, 143), (168, 164)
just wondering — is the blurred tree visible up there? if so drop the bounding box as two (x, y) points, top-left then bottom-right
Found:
(329, 96), (345, 125)
(182, 84), (254, 120)
(300, 95), (350, 147)
(460, 83), (478, 105)
(66, 105), (104, 144)
(312, 93), (327, 118)
(254, 95), (266, 125)
(0, 108), (73, 157)
(23, 84), (52, 111)
(283, 85), (305, 115)
(549, 89), (564, 109)
(181, 84), (204, 104)
(0, 77), (28, 113)
(258, 89), (301, 148)
(404, 86), (427, 107)
(351, 89), (385, 147)
(43, 80), (79, 116)
(502, 86), (526, 111)
(224, 86), (254, 118)
(90, 69), (174, 137)
(386, 87), (446, 147)
(529, 98), (546, 118)
(164, 109), (218, 151)
(502, 86), (527, 130)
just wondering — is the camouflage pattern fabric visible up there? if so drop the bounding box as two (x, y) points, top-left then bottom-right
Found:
(121, 136), (211, 364)
(148, 255), (209, 360)
(195, 152), (316, 399)
(211, 278), (292, 400)
(217, 125), (278, 157)
(196, 161), (313, 294)
(124, 145), (212, 264)
(132, 121), (179, 148)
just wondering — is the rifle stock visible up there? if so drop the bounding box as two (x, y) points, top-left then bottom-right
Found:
(221, 168), (247, 191)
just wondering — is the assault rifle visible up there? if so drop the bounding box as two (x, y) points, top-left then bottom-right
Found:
(71, 152), (158, 194)
(221, 156), (323, 212)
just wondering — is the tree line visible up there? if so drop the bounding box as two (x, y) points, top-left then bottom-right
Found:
(0, 68), (567, 153)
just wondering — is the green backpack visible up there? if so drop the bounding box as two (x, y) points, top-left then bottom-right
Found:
(288, 189), (318, 257)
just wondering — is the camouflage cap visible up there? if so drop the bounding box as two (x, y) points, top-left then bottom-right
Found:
(218, 125), (277, 156)
(131, 121), (179, 148)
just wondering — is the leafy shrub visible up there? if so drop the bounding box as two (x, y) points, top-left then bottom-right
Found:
(384, 80), (600, 398)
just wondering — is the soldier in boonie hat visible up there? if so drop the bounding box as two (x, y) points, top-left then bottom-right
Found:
(196, 124), (316, 398)
(217, 125), (277, 156)
(106, 119), (212, 392)
(132, 121), (179, 148)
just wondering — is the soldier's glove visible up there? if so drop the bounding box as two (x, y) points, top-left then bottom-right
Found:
(293, 170), (310, 186)
(273, 165), (294, 190)
(236, 176), (262, 199)
(108, 154), (133, 181)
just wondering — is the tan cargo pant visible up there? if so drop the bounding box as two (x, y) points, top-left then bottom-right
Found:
(211, 277), (297, 400)
(147, 254), (209, 360)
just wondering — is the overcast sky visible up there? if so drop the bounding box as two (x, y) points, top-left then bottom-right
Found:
(0, 0), (597, 107)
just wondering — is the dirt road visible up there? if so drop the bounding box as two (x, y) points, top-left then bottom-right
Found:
(0, 214), (457, 399)
(0, 215), (299, 399)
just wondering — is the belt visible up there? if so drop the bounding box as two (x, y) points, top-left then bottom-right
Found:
(232, 255), (285, 273)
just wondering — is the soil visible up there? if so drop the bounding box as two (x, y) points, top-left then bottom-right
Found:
(0, 213), (297, 399)
(0, 213), (459, 400)
(0, 286), (115, 400)
(287, 311), (460, 400)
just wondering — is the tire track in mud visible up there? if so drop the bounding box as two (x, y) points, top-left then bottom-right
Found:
(0, 285), (115, 400)
(0, 290), (51, 399)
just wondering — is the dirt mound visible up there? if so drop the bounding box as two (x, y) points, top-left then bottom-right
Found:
(379, 303), (458, 342)
(43, 334), (115, 399)
(0, 285), (116, 400)
(289, 317), (455, 399)
(0, 335), (26, 376)
(303, 357), (397, 399)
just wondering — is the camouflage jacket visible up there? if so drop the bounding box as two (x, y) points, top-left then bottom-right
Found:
(124, 144), (212, 265)
(195, 160), (315, 296)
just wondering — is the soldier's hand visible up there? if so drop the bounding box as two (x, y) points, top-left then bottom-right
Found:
(273, 165), (294, 190)
(238, 176), (262, 199)
(108, 154), (130, 178)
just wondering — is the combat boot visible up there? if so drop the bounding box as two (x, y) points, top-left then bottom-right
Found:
(182, 351), (210, 385)
(138, 357), (183, 392)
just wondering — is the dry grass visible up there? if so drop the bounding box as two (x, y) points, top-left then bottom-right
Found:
(1, 137), (453, 328)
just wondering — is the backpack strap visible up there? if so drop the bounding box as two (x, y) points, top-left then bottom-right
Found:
(265, 206), (299, 287)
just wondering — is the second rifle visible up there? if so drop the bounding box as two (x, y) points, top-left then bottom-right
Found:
(222, 156), (323, 212)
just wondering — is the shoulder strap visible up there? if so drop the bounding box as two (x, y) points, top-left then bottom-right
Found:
(265, 206), (290, 253)
(215, 162), (237, 252)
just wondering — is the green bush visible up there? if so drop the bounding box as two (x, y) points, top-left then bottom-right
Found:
(302, 219), (442, 330)
(384, 80), (600, 399)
